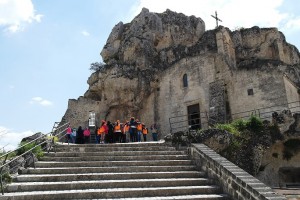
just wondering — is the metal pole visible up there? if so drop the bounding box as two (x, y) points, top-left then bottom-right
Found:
(0, 154), (8, 195)
(0, 174), (3, 195)
(31, 152), (36, 169)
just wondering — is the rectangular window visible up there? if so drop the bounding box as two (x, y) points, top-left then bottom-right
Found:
(247, 89), (254, 96)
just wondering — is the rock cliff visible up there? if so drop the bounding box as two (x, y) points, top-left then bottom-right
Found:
(61, 8), (300, 136)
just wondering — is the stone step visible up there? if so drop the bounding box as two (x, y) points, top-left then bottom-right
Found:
(15, 171), (205, 182)
(20, 165), (196, 174)
(44, 150), (185, 157)
(35, 160), (192, 168)
(53, 146), (176, 152)
(77, 194), (230, 200)
(1, 186), (222, 200)
(7, 178), (214, 192)
(56, 142), (167, 148)
(40, 154), (188, 162)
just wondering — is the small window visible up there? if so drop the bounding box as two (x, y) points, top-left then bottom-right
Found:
(247, 89), (254, 96)
(183, 74), (188, 87)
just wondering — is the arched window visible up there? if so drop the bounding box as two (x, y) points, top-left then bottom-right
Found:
(183, 74), (188, 87)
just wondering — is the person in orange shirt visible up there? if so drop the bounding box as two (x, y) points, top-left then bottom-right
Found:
(142, 123), (148, 142)
(97, 120), (106, 144)
(123, 121), (130, 143)
(114, 120), (122, 143)
(136, 119), (143, 142)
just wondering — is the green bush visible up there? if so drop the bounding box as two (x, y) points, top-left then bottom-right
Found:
(0, 151), (17, 161)
(2, 172), (12, 183)
(215, 123), (240, 136)
(246, 115), (263, 133)
(16, 142), (44, 159)
(232, 119), (248, 131)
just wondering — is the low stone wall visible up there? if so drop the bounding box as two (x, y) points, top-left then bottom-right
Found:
(188, 143), (287, 200)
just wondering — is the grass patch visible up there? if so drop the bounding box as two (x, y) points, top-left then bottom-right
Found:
(215, 123), (240, 136)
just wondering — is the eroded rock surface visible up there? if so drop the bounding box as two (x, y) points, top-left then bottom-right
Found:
(61, 8), (300, 140)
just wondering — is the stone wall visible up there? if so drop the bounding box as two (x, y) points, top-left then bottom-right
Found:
(189, 143), (287, 200)
(228, 68), (288, 120)
(283, 75), (300, 113)
(256, 138), (300, 187)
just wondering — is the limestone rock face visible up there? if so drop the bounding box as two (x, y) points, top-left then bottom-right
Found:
(101, 8), (205, 68)
(61, 8), (300, 139)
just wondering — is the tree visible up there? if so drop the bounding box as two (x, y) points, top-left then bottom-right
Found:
(90, 62), (106, 72)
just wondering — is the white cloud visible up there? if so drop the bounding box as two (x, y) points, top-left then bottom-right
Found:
(133, 0), (290, 31)
(0, 126), (34, 151)
(0, 0), (43, 33)
(81, 30), (90, 36)
(40, 100), (53, 106)
(283, 16), (300, 32)
(30, 97), (53, 106)
(32, 97), (43, 101)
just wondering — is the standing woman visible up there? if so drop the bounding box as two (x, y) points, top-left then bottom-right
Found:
(76, 126), (84, 144)
(124, 121), (130, 143)
(150, 123), (158, 141)
(71, 128), (77, 143)
(83, 127), (91, 144)
(114, 120), (122, 143)
(142, 124), (148, 142)
(136, 120), (142, 142)
(66, 125), (72, 144)
(97, 120), (106, 144)
(129, 117), (137, 142)
(106, 121), (114, 143)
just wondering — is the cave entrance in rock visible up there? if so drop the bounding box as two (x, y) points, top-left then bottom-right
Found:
(279, 167), (300, 188)
(187, 104), (201, 130)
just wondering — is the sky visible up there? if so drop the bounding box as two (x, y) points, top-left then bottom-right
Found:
(0, 0), (299, 151)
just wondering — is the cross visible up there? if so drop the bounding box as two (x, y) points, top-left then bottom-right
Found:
(211, 11), (222, 28)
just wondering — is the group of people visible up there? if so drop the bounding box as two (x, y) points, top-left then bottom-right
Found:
(96, 117), (158, 144)
(65, 126), (91, 144)
(65, 117), (159, 144)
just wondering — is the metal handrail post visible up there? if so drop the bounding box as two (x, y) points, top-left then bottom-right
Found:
(0, 174), (3, 195)
(0, 154), (8, 195)
(31, 151), (35, 169)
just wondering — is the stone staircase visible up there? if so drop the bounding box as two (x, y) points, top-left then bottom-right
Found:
(2, 142), (230, 200)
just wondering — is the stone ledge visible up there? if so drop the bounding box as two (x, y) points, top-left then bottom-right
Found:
(188, 143), (287, 200)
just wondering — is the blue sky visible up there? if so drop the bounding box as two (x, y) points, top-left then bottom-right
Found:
(0, 0), (299, 150)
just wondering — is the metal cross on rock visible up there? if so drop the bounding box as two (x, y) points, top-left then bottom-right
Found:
(211, 11), (222, 28)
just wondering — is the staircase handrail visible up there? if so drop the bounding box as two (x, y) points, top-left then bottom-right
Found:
(0, 122), (69, 160)
(0, 122), (69, 195)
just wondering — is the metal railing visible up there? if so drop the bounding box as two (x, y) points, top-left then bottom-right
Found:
(169, 111), (210, 134)
(0, 122), (69, 195)
(169, 101), (300, 134)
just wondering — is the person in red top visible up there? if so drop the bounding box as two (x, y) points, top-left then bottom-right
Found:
(66, 125), (72, 144)
(83, 127), (91, 144)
